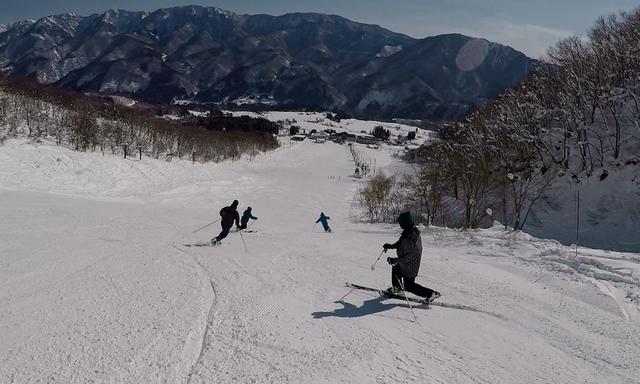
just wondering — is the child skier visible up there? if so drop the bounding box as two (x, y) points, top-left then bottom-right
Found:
(316, 212), (331, 232)
(211, 200), (240, 245)
(238, 206), (257, 230)
(383, 212), (440, 303)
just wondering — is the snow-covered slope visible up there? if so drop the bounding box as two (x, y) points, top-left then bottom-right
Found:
(1, 138), (639, 383)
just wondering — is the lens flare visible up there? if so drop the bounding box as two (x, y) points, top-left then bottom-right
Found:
(456, 38), (490, 72)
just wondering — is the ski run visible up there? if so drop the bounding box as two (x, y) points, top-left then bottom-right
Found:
(1, 133), (640, 384)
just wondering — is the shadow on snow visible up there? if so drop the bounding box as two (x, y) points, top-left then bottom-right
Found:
(312, 296), (505, 320)
(312, 297), (422, 321)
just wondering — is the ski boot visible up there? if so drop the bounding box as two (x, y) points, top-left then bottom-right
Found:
(384, 287), (402, 295)
(423, 291), (441, 304)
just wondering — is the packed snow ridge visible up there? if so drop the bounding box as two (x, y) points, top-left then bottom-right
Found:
(1, 135), (639, 383)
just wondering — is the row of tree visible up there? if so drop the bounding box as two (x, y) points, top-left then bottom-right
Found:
(0, 76), (279, 162)
(358, 8), (640, 229)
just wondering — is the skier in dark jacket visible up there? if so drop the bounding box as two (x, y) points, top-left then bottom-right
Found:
(316, 212), (331, 232)
(383, 212), (440, 303)
(211, 200), (240, 245)
(238, 207), (257, 230)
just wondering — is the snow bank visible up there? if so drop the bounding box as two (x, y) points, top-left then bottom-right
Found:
(527, 166), (640, 252)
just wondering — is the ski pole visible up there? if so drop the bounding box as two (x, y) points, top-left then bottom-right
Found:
(247, 219), (257, 229)
(239, 230), (248, 252)
(398, 279), (417, 322)
(312, 223), (318, 232)
(338, 287), (356, 302)
(193, 218), (221, 234)
(370, 249), (387, 271)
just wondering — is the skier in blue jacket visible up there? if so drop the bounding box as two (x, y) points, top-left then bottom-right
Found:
(238, 207), (257, 230)
(316, 212), (331, 232)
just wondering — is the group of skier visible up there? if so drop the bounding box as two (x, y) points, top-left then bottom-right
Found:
(211, 200), (258, 245)
(210, 200), (439, 304)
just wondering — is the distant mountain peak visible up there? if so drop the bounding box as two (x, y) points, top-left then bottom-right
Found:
(6, 19), (35, 29)
(150, 4), (237, 18)
(277, 12), (348, 22)
(33, 13), (82, 32)
(98, 8), (148, 20)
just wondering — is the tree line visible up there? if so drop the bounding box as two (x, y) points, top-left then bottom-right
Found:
(0, 76), (279, 162)
(358, 8), (640, 229)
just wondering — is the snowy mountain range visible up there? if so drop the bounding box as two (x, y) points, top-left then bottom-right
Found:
(0, 5), (535, 120)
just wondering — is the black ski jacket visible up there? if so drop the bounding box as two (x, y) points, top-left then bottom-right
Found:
(220, 205), (240, 229)
(388, 227), (422, 278)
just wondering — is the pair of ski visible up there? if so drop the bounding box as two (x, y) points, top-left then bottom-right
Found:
(345, 282), (439, 305)
(183, 231), (258, 247)
(345, 282), (440, 322)
(184, 241), (218, 247)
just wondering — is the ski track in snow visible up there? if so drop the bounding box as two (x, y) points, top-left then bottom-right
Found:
(168, 243), (217, 384)
(1, 136), (640, 383)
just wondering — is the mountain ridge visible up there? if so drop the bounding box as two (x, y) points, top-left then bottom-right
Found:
(0, 5), (536, 120)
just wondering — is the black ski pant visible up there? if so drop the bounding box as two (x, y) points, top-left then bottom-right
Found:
(215, 225), (232, 241)
(391, 265), (434, 298)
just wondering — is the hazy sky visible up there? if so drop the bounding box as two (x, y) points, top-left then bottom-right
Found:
(1, 0), (637, 57)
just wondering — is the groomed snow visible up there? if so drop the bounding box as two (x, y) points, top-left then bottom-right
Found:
(1, 137), (639, 383)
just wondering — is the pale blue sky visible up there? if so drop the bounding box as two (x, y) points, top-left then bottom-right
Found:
(0, 1), (637, 57)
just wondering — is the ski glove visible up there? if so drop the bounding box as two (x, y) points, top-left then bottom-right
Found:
(387, 257), (398, 266)
(383, 243), (393, 250)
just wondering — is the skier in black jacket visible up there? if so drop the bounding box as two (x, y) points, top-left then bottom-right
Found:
(383, 212), (440, 303)
(211, 200), (240, 245)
